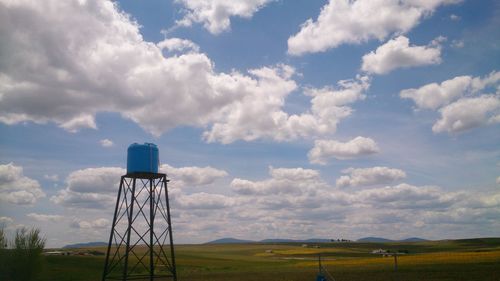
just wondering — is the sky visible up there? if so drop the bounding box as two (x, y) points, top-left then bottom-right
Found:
(0, 0), (499, 248)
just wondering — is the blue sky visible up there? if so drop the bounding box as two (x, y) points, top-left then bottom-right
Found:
(0, 0), (499, 247)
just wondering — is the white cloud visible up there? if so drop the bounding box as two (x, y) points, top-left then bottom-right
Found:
(308, 136), (380, 165)
(400, 71), (500, 110)
(358, 183), (460, 209)
(160, 164), (228, 187)
(231, 166), (326, 196)
(51, 164), (228, 209)
(44, 174), (59, 181)
(451, 39), (464, 48)
(0, 216), (14, 225)
(157, 38), (200, 53)
(51, 190), (115, 209)
(27, 213), (63, 222)
(65, 167), (124, 193)
(400, 76), (473, 110)
(287, 0), (460, 55)
(100, 139), (114, 147)
(450, 14), (460, 21)
(497, 176), (500, 184)
(401, 71), (500, 133)
(0, 0), (366, 143)
(269, 167), (321, 181)
(432, 95), (500, 133)
(0, 0), (276, 136)
(361, 36), (442, 75)
(174, 0), (273, 34)
(49, 165), (500, 244)
(336, 166), (406, 187)
(70, 218), (109, 229)
(0, 163), (45, 205)
(51, 167), (124, 209)
(204, 75), (370, 143)
(175, 192), (234, 209)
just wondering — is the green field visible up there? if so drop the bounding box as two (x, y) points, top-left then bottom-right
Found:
(37, 238), (500, 281)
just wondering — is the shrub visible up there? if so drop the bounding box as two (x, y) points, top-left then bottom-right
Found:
(5, 227), (46, 281)
(0, 227), (8, 279)
(0, 227), (7, 249)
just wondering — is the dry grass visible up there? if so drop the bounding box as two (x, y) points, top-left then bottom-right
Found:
(40, 239), (500, 281)
(295, 250), (500, 268)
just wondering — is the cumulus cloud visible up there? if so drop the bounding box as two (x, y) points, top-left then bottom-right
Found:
(0, 216), (14, 225)
(160, 164), (228, 187)
(401, 71), (500, 110)
(269, 167), (321, 181)
(227, 169), (499, 241)
(50, 165), (500, 243)
(401, 71), (500, 133)
(361, 36), (443, 75)
(204, 75), (370, 143)
(336, 166), (406, 187)
(400, 76), (473, 110)
(27, 213), (63, 222)
(432, 96), (500, 133)
(157, 38), (200, 53)
(175, 192), (234, 209)
(308, 136), (380, 165)
(70, 218), (109, 229)
(0, 0), (366, 144)
(0, 0), (255, 135)
(174, 0), (273, 34)
(451, 39), (464, 48)
(0, 163), (45, 205)
(100, 139), (114, 147)
(358, 183), (460, 209)
(287, 0), (460, 55)
(44, 174), (59, 181)
(51, 164), (228, 209)
(231, 166), (325, 196)
(51, 167), (124, 209)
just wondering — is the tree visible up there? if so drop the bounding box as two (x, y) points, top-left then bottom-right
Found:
(0, 227), (7, 279)
(0, 227), (7, 249)
(8, 227), (46, 281)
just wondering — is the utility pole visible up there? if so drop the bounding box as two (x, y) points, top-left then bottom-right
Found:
(394, 252), (398, 271)
(393, 252), (398, 281)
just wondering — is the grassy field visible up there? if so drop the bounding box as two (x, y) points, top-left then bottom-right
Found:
(37, 238), (500, 281)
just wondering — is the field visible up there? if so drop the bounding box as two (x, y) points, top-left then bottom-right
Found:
(38, 238), (500, 281)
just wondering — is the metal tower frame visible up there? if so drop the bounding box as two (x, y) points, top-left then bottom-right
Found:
(102, 173), (177, 281)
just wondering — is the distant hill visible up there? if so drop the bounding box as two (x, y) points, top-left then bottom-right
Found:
(63, 242), (108, 249)
(400, 237), (428, 242)
(259, 239), (297, 243)
(206, 238), (333, 244)
(357, 237), (394, 243)
(260, 238), (332, 243)
(357, 237), (429, 243)
(205, 238), (254, 244)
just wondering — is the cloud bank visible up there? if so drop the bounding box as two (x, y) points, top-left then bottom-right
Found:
(0, 0), (369, 145)
(37, 162), (500, 243)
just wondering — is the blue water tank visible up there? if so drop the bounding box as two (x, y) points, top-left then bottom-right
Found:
(127, 143), (159, 174)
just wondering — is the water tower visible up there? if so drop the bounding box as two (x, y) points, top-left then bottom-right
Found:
(102, 143), (177, 281)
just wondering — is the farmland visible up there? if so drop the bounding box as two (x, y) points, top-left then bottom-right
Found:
(37, 238), (500, 281)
